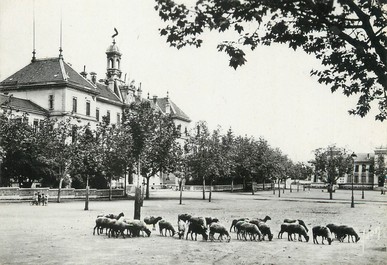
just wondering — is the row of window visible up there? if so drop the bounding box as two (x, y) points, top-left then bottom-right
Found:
(49, 95), (120, 124)
(354, 164), (374, 172)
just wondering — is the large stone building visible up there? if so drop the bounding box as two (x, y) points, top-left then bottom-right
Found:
(0, 36), (191, 188)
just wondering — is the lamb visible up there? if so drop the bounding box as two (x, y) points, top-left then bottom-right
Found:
(251, 221), (273, 241)
(159, 219), (176, 237)
(144, 216), (163, 231)
(230, 218), (249, 232)
(284, 223), (309, 242)
(186, 221), (208, 241)
(177, 220), (186, 239)
(209, 223), (231, 242)
(336, 225), (360, 243)
(312, 226), (333, 245)
(122, 219), (151, 237)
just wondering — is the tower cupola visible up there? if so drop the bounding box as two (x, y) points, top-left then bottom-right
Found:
(106, 39), (122, 80)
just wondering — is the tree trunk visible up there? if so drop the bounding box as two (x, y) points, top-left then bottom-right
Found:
(272, 182), (275, 194)
(252, 180), (255, 195)
(278, 179), (281, 198)
(57, 177), (64, 203)
(134, 186), (141, 219)
(141, 182), (145, 206)
(202, 177), (206, 200)
(231, 178), (234, 193)
(179, 179), (183, 205)
(290, 182), (293, 193)
(297, 180), (300, 192)
(263, 178), (265, 191)
(145, 176), (150, 199)
(329, 183), (333, 200)
(124, 171), (127, 197)
(209, 180), (213, 202)
(243, 177), (246, 190)
(109, 175), (112, 201)
(84, 175), (89, 211)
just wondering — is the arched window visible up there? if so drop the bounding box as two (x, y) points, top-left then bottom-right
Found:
(116, 59), (120, 69)
(109, 59), (114, 68)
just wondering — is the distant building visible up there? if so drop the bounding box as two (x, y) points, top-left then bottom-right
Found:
(0, 36), (191, 188)
(348, 153), (376, 187)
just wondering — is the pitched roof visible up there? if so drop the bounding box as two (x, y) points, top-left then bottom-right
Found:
(156, 97), (191, 122)
(0, 57), (97, 92)
(95, 82), (122, 104)
(0, 94), (48, 115)
(354, 153), (375, 162)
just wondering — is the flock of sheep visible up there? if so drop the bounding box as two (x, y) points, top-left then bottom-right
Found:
(93, 212), (361, 245)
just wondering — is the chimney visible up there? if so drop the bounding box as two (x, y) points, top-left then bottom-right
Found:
(137, 83), (142, 99)
(90, 72), (97, 84)
(165, 92), (170, 114)
(153, 95), (158, 104)
(80, 65), (88, 79)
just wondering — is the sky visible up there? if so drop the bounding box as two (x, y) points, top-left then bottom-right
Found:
(0, 0), (386, 163)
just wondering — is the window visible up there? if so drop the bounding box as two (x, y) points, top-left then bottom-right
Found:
(49, 95), (54, 110)
(106, 110), (110, 124)
(355, 165), (359, 172)
(96, 108), (100, 121)
(72, 97), (77, 113)
(33, 119), (39, 132)
(86, 101), (90, 116)
(117, 113), (121, 125)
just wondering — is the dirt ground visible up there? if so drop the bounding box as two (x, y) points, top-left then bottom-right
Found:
(0, 188), (386, 265)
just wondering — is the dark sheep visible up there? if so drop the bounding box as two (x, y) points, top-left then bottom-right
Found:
(312, 226), (333, 245)
(178, 213), (192, 223)
(97, 212), (124, 220)
(230, 218), (249, 232)
(209, 223), (231, 242)
(241, 223), (262, 241)
(250, 220), (273, 241)
(235, 221), (249, 240)
(144, 216), (163, 231)
(283, 218), (309, 232)
(93, 217), (107, 235)
(186, 221), (208, 241)
(336, 225), (360, 243)
(205, 217), (219, 227)
(159, 219), (176, 237)
(189, 216), (206, 227)
(326, 223), (340, 238)
(257, 215), (271, 223)
(123, 219), (151, 237)
(109, 220), (132, 238)
(279, 223), (309, 242)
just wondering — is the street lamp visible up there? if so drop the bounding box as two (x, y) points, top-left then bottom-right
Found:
(351, 152), (357, 208)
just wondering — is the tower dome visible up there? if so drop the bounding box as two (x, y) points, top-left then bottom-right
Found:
(106, 40), (121, 55)
(106, 39), (122, 80)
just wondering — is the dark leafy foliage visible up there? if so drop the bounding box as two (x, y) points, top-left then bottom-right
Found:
(155, 0), (387, 120)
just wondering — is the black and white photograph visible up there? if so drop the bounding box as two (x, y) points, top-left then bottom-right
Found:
(0, 1), (386, 264)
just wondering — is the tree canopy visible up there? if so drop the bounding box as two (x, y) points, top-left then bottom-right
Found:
(155, 0), (387, 121)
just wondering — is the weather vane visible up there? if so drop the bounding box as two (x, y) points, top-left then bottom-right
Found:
(112, 28), (118, 39)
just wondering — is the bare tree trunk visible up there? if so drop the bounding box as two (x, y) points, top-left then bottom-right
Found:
(231, 178), (234, 193)
(209, 180), (213, 202)
(252, 180), (255, 195)
(263, 178), (265, 191)
(134, 186), (141, 219)
(297, 180), (300, 192)
(124, 171), (127, 197)
(278, 179), (281, 198)
(329, 183), (333, 200)
(202, 177), (206, 200)
(145, 176), (150, 199)
(273, 182), (275, 194)
(57, 177), (64, 203)
(84, 175), (89, 211)
(109, 175), (112, 201)
(179, 179), (183, 205)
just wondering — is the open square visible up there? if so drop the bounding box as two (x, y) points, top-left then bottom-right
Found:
(0, 189), (386, 265)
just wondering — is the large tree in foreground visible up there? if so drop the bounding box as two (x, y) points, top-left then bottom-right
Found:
(155, 0), (387, 121)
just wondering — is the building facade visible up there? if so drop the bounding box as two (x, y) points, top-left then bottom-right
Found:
(0, 37), (191, 188)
